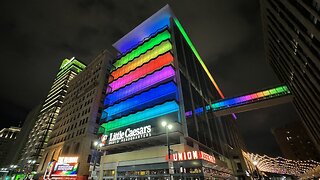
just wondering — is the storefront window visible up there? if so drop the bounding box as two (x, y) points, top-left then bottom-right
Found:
(103, 170), (115, 176)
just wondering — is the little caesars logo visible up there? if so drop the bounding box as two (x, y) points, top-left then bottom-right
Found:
(108, 125), (152, 145)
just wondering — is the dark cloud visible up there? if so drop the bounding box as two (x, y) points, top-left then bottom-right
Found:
(0, 0), (299, 156)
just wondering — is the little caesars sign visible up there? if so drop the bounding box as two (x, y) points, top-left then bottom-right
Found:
(108, 125), (152, 145)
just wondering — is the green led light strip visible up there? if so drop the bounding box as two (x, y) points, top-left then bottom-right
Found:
(173, 18), (225, 98)
(101, 101), (179, 133)
(113, 30), (171, 71)
(56, 59), (86, 78)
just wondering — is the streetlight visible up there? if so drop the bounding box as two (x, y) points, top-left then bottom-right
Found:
(162, 121), (174, 180)
(253, 161), (260, 179)
(93, 141), (99, 147)
(92, 140), (103, 180)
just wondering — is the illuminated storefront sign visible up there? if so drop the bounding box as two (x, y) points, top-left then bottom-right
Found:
(104, 125), (152, 145)
(166, 151), (215, 163)
(46, 157), (79, 177)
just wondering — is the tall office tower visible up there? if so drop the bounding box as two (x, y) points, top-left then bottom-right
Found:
(96, 5), (243, 179)
(4, 105), (41, 167)
(260, 0), (320, 151)
(0, 127), (20, 167)
(20, 58), (86, 172)
(272, 121), (320, 161)
(38, 50), (113, 179)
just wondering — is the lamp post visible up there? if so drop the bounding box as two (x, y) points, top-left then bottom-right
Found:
(253, 161), (260, 180)
(162, 121), (173, 180)
(92, 141), (103, 180)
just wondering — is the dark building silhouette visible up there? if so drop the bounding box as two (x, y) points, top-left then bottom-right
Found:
(3, 105), (41, 168)
(260, 0), (320, 152)
(0, 127), (21, 167)
(272, 121), (320, 161)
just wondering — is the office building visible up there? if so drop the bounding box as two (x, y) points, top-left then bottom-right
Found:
(272, 121), (320, 161)
(19, 58), (86, 172)
(0, 127), (21, 167)
(4, 105), (41, 168)
(38, 50), (113, 179)
(260, 0), (320, 151)
(95, 5), (244, 179)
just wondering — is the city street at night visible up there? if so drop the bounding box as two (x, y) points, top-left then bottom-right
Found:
(0, 0), (319, 179)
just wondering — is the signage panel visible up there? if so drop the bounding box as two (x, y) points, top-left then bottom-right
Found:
(45, 156), (79, 177)
(166, 151), (215, 163)
(101, 125), (152, 145)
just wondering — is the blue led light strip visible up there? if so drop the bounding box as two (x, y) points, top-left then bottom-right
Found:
(104, 81), (177, 121)
(102, 101), (179, 132)
(105, 66), (175, 106)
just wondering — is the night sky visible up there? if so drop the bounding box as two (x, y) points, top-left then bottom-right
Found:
(0, 0), (301, 156)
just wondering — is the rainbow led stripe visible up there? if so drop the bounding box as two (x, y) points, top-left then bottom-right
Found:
(101, 101), (179, 132)
(211, 85), (290, 110)
(112, 30), (171, 71)
(104, 82), (177, 121)
(173, 19), (225, 99)
(105, 66), (175, 106)
(110, 40), (172, 81)
(109, 52), (174, 92)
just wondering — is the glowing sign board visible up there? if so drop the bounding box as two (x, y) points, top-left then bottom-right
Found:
(101, 125), (152, 145)
(166, 151), (215, 163)
(45, 157), (79, 177)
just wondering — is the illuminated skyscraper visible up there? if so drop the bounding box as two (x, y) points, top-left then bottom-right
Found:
(20, 58), (85, 172)
(260, 0), (320, 151)
(37, 50), (113, 179)
(97, 5), (241, 179)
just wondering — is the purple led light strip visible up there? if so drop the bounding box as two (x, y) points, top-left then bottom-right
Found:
(105, 66), (176, 106)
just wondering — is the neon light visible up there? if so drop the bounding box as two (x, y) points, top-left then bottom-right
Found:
(113, 30), (171, 71)
(211, 85), (290, 110)
(105, 66), (175, 106)
(173, 18), (225, 99)
(104, 82), (177, 121)
(109, 52), (173, 91)
(56, 58), (86, 79)
(111, 40), (172, 81)
(102, 101), (179, 132)
(166, 151), (215, 164)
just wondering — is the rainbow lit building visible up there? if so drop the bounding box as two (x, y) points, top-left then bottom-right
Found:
(98, 5), (240, 179)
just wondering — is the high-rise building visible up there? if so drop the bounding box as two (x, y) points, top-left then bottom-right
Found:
(272, 121), (320, 161)
(4, 104), (41, 167)
(95, 5), (244, 179)
(37, 50), (113, 179)
(260, 0), (320, 151)
(0, 127), (21, 167)
(19, 58), (86, 172)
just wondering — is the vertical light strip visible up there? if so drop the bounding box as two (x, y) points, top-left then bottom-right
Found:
(173, 18), (225, 99)
(174, 18), (237, 119)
